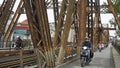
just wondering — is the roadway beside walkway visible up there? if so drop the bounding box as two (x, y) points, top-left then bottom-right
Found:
(57, 44), (115, 68)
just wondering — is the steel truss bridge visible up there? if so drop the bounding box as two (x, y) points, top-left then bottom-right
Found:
(0, 0), (119, 68)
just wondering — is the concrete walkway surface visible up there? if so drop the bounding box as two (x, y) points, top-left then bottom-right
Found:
(58, 44), (115, 68)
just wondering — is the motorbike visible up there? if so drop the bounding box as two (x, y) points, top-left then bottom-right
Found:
(98, 45), (102, 52)
(15, 41), (23, 50)
(80, 46), (91, 67)
(98, 43), (104, 52)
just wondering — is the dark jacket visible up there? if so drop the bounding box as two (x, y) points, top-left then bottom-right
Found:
(82, 41), (92, 48)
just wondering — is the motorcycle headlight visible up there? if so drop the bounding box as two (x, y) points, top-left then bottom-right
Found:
(83, 46), (87, 50)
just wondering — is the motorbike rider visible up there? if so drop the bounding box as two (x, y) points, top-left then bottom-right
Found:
(98, 41), (102, 52)
(15, 36), (23, 48)
(81, 37), (93, 59)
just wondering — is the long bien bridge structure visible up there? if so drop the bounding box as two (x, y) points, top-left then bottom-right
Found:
(0, 0), (120, 68)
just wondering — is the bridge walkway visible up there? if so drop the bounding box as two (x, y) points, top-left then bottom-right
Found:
(57, 44), (115, 68)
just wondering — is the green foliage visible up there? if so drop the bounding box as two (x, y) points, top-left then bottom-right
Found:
(114, 39), (120, 46)
(112, 0), (120, 36)
(22, 39), (31, 47)
(116, 30), (120, 37)
(113, 0), (120, 15)
(109, 18), (117, 26)
(101, 2), (107, 8)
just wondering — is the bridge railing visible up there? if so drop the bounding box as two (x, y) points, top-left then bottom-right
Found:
(64, 42), (77, 62)
(0, 41), (34, 51)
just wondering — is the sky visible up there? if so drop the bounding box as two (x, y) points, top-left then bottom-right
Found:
(0, 0), (116, 36)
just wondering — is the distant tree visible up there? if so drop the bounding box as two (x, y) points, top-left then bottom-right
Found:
(116, 30), (120, 37)
(109, 18), (117, 27)
(108, 0), (120, 37)
(112, 0), (120, 16)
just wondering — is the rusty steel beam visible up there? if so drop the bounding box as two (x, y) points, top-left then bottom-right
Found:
(23, 0), (43, 67)
(0, 52), (36, 68)
(103, 28), (116, 30)
(53, 0), (68, 48)
(53, 0), (78, 65)
(106, 24), (110, 42)
(23, 0), (55, 68)
(0, 0), (7, 16)
(36, 0), (55, 67)
(57, 0), (76, 64)
(0, 0), (116, 67)
(3, 0), (23, 44)
(101, 30), (109, 43)
(77, 0), (87, 55)
(93, 0), (111, 49)
(53, 0), (59, 28)
(0, 0), (16, 40)
(0, 0), (15, 27)
(92, 0), (101, 49)
(107, 0), (120, 29)
(53, 0), (68, 64)
(87, 0), (95, 43)
(23, 0), (44, 68)
(101, 24), (110, 43)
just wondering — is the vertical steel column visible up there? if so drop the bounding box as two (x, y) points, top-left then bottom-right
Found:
(38, 0), (55, 67)
(93, 0), (101, 49)
(53, 0), (67, 48)
(53, 1), (68, 64)
(96, 0), (101, 43)
(77, 0), (87, 55)
(24, 0), (46, 67)
(53, 0), (59, 28)
(57, 0), (76, 64)
(107, 24), (109, 42)
(23, 0), (42, 68)
(24, 0), (55, 67)
(87, 0), (94, 43)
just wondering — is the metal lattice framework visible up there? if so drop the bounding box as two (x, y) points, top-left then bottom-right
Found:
(0, 0), (119, 68)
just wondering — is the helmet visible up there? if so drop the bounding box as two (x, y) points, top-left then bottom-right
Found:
(17, 36), (20, 38)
